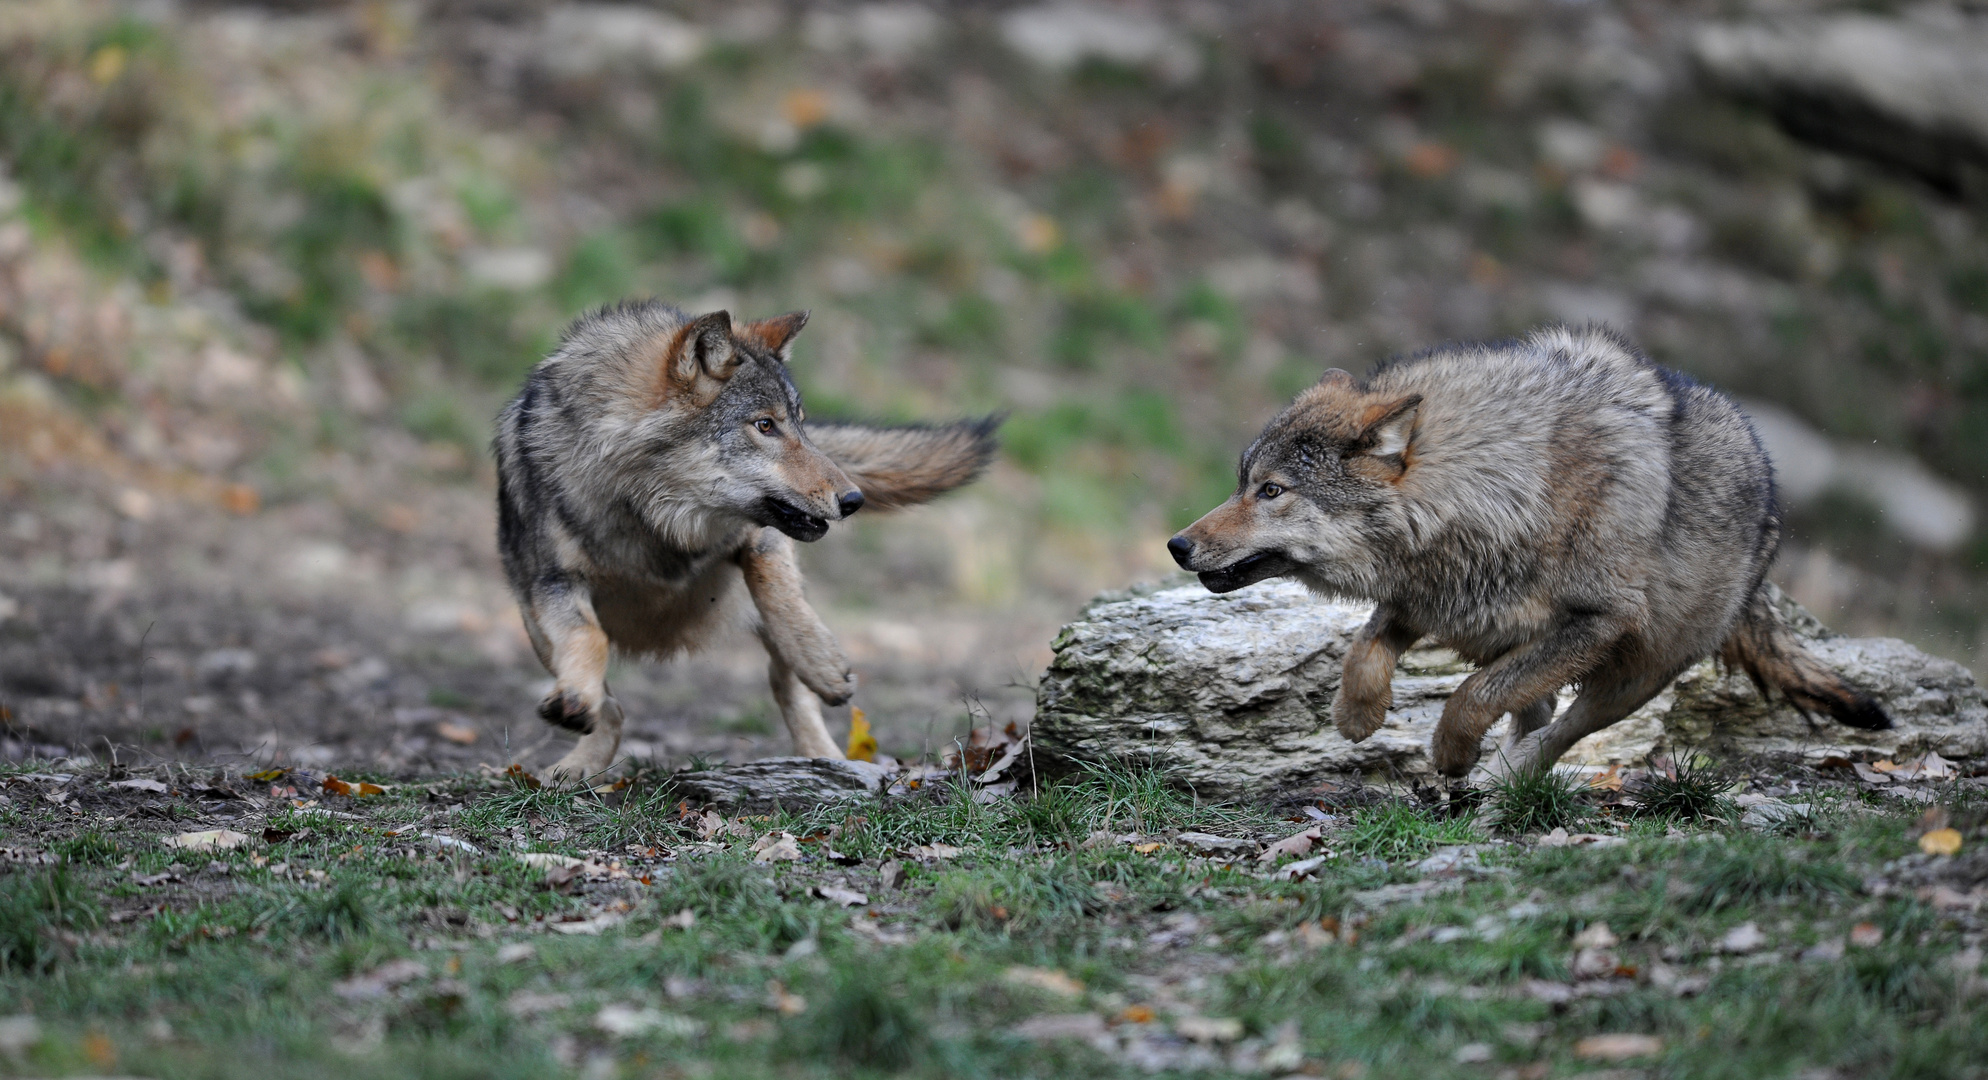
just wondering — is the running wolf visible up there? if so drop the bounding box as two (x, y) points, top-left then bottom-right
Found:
(1167, 325), (1888, 778)
(495, 301), (998, 782)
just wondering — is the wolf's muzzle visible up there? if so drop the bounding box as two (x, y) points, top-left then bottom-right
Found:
(1166, 535), (1195, 568)
(759, 497), (831, 542)
(1195, 551), (1290, 594)
(837, 490), (865, 518)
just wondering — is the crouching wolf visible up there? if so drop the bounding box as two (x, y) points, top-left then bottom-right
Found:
(495, 301), (998, 783)
(1168, 325), (1888, 778)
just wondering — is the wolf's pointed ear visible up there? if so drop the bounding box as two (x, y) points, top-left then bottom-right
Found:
(738, 310), (809, 362)
(669, 311), (742, 386)
(1355, 394), (1421, 459)
(1317, 368), (1356, 388)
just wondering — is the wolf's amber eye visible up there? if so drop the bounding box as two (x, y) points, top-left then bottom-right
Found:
(1258, 483), (1284, 500)
(754, 418), (777, 435)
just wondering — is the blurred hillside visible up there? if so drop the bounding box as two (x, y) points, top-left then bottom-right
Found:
(2, 0), (1987, 767)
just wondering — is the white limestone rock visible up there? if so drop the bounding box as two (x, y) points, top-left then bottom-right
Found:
(1033, 579), (1986, 799)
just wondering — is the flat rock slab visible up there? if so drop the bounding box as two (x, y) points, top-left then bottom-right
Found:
(668, 757), (897, 811)
(1033, 579), (1987, 799)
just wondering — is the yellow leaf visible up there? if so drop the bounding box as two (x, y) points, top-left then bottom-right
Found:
(782, 88), (830, 129)
(1003, 966), (1085, 996)
(88, 45), (127, 85)
(1920, 828), (1963, 856)
(845, 707), (877, 763)
(1132, 842), (1165, 854)
(248, 768), (288, 782)
(1587, 764), (1625, 791)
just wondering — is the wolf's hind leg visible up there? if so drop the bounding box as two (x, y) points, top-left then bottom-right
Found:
(1497, 663), (1678, 778)
(1484, 697), (1556, 773)
(530, 583), (612, 734)
(739, 531), (857, 705)
(1431, 614), (1624, 777)
(1333, 609), (1421, 742)
(768, 653), (844, 759)
(547, 694), (625, 785)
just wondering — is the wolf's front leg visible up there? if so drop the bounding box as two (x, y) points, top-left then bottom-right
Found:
(525, 582), (625, 784)
(1333, 609), (1420, 742)
(767, 653), (842, 759)
(738, 530), (853, 758)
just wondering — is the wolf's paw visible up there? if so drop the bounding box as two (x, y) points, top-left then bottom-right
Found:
(1332, 693), (1388, 743)
(1430, 728), (1485, 778)
(802, 665), (857, 707)
(545, 747), (613, 786)
(537, 688), (597, 734)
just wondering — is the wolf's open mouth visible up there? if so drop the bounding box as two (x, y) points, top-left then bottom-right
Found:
(1197, 551), (1289, 593)
(760, 497), (830, 542)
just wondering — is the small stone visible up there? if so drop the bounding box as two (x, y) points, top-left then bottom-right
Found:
(1721, 922), (1770, 954)
(670, 758), (896, 812)
(1176, 831), (1255, 857)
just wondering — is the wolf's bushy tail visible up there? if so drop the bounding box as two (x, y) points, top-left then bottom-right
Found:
(808, 417), (1001, 510)
(1720, 586), (1891, 731)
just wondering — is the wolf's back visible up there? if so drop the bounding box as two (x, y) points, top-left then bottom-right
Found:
(807, 418), (1001, 510)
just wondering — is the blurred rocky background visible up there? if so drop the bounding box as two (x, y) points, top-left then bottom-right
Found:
(1, 0), (1985, 774)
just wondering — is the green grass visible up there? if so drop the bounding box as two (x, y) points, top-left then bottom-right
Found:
(1630, 754), (1737, 822)
(1484, 765), (1595, 835)
(2, 762), (1982, 1079)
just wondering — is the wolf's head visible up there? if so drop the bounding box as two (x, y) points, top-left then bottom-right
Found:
(1168, 369), (1419, 594)
(640, 309), (862, 542)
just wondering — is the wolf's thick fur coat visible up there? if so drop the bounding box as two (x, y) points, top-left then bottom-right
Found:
(1170, 325), (1889, 777)
(494, 301), (996, 781)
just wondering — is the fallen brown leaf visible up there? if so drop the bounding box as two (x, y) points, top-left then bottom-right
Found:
(1257, 827), (1321, 863)
(1852, 762), (1893, 785)
(435, 721), (479, 745)
(162, 829), (249, 852)
(505, 764), (543, 789)
(321, 776), (386, 797)
(752, 831), (802, 863)
(1849, 922), (1884, 948)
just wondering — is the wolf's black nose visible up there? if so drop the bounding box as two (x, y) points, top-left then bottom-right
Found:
(837, 490), (865, 518)
(1166, 535), (1195, 568)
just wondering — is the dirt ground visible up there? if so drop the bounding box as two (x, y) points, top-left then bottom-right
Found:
(0, 465), (1053, 778)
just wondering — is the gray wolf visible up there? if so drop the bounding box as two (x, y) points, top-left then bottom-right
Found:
(495, 301), (998, 782)
(1167, 324), (1888, 778)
